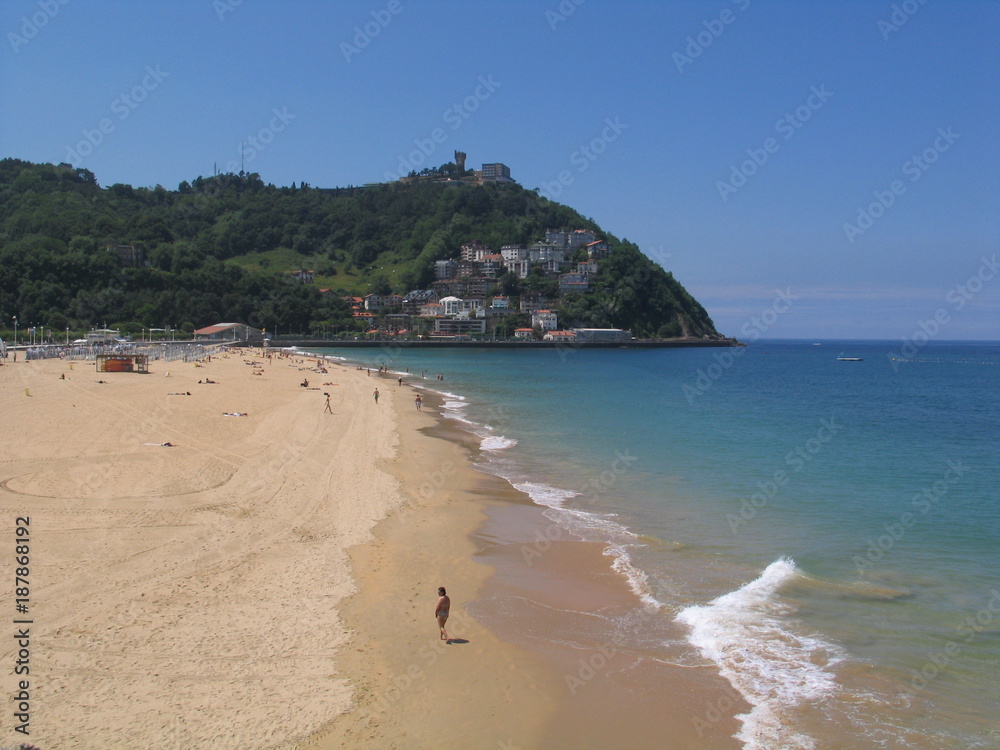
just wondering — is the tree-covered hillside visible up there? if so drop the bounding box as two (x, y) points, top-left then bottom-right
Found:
(0, 159), (720, 339)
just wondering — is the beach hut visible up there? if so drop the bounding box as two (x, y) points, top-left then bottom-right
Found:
(96, 354), (149, 373)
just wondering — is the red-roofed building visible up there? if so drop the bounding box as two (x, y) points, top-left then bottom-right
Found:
(193, 323), (262, 344)
(543, 330), (577, 342)
(586, 240), (611, 259)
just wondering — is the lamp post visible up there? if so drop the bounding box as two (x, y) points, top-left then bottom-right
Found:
(66, 327), (69, 345)
(12, 317), (16, 346)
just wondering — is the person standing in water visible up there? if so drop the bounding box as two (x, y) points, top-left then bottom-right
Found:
(435, 587), (450, 642)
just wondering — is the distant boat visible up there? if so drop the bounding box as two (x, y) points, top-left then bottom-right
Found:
(836, 353), (863, 361)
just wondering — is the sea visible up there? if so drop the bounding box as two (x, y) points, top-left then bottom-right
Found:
(311, 340), (999, 749)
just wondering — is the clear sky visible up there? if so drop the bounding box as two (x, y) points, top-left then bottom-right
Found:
(2, 0), (998, 340)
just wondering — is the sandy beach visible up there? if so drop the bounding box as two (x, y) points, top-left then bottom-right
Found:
(0, 348), (742, 749)
(0, 350), (406, 748)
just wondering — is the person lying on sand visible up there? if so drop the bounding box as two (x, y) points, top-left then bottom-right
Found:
(223, 412), (248, 417)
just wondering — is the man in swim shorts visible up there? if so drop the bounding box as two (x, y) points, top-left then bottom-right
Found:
(435, 587), (450, 642)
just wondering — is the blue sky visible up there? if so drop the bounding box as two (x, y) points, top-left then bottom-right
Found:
(2, 0), (998, 339)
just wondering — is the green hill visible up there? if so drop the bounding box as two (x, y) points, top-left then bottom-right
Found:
(0, 159), (720, 339)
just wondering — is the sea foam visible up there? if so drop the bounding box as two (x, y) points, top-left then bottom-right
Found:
(676, 558), (842, 750)
(480, 435), (518, 451)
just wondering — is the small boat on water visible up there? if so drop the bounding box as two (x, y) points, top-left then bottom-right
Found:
(836, 353), (863, 361)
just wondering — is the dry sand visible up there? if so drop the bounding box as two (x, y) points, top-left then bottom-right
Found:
(0, 351), (403, 748)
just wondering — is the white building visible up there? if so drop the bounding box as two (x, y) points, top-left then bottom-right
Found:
(500, 245), (528, 263)
(508, 259), (530, 279)
(529, 244), (566, 263)
(572, 328), (632, 343)
(418, 303), (445, 317)
(460, 241), (491, 262)
(460, 298), (485, 315)
(435, 318), (487, 335)
(438, 296), (464, 316)
(532, 309), (558, 331)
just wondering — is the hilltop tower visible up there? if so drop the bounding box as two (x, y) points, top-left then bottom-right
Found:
(454, 150), (467, 173)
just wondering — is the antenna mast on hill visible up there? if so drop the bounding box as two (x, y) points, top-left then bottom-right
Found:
(240, 142), (245, 175)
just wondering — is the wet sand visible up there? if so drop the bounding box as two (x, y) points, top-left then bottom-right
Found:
(306, 377), (745, 749)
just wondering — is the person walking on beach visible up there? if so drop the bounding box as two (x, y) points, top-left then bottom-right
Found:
(414, 394), (422, 410)
(324, 393), (333, 414)
(435, 587), (450, 642)
(372, 388), (379, 404)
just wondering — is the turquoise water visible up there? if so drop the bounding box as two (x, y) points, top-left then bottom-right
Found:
(314, 341), (1000, 749)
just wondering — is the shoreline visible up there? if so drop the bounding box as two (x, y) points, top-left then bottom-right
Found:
(302, 357), (745, 749)
(299, 381), (562, 749)
(1, 347), (746, 748)
(253, 337), (743, 350)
